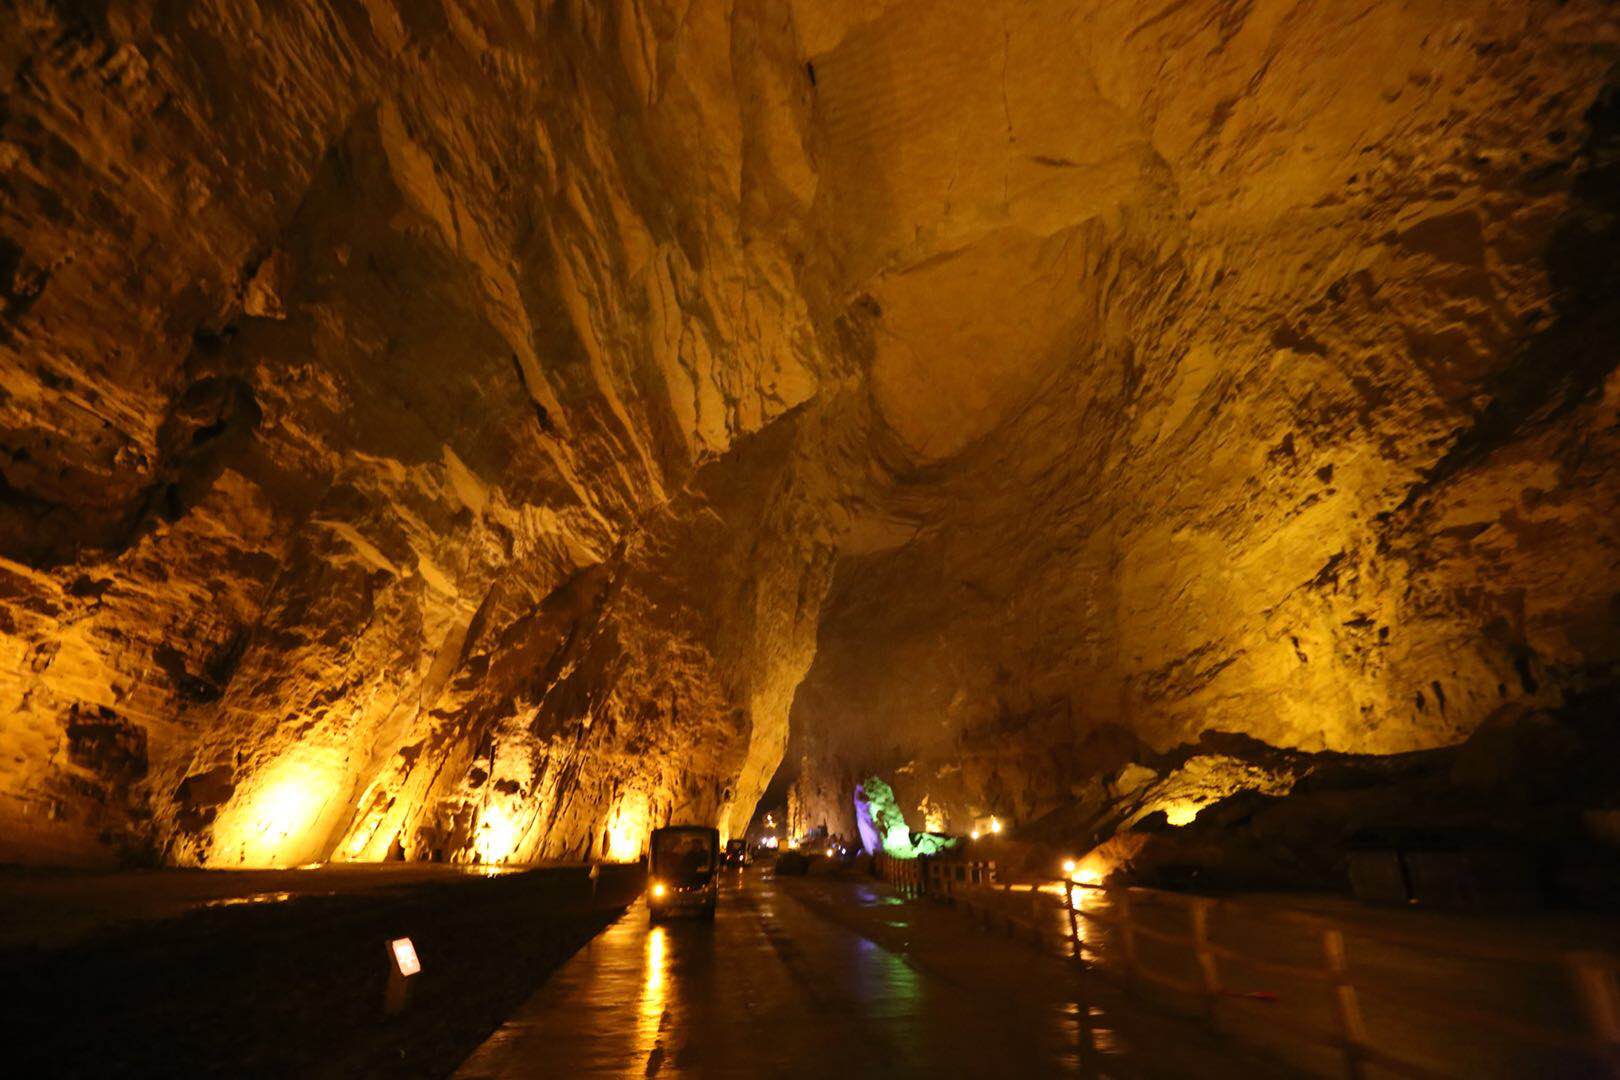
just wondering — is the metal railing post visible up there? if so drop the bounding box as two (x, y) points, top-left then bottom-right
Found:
(1323, 927), (1367, 1080)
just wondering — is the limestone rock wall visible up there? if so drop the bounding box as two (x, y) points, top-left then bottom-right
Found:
(2, 0), (1617, 869)
(786, 1), (1620, 839)
(0, 0), (827, 866)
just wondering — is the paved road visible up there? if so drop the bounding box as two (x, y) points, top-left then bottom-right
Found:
(455, 869), (1291, 1078)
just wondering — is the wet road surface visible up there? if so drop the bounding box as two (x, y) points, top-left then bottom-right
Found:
(455, 870), (1290, 1078)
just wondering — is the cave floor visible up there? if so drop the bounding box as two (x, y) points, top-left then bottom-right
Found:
(454, 868), (1290, 1079)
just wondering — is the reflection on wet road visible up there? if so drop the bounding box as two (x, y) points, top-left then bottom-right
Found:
(456, 871), (1284, 1078)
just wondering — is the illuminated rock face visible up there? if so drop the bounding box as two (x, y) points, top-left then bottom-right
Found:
(781, 2), (1620, 840)
(2, 2), (1617, 868)
(0, 0), (829, 866)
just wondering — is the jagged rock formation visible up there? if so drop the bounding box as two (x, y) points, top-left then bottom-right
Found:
(0, 0), (832, 866)
(783, 1), (1620, 844)
(2, 1), (1617, 870)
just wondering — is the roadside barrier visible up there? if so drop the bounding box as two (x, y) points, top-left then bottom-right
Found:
(870, 854), (1620, 1078)
(874, 851), (916, 894)
(876, 851), (996, 895)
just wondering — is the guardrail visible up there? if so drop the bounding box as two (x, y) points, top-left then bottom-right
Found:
(871, 854), (1620, 1078)
(876, 851), (995, 895)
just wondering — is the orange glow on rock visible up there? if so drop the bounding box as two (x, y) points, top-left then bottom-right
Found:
(605, 792), (650, 861)
(473, 802), (526, 865)
(209, 756), (343, 868)
(1163, 801), (1201, 827)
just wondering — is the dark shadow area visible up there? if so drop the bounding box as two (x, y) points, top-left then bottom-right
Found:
(1, 864), (643, 1078)
(1406, 64), (1620, 503)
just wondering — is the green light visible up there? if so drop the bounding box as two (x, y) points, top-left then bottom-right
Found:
(863, 777), (961, 860)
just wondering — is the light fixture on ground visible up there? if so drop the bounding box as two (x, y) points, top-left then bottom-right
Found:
(386, 936), (421, 1015)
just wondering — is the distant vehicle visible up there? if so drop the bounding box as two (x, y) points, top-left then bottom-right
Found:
(648, 825), (719, 922)
(723, 839), (750, 868)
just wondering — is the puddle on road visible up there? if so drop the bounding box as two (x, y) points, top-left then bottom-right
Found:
(846, 885), (908, 908)
(1058, 999), (1125, 1063)
(638, 924), (669, 1068)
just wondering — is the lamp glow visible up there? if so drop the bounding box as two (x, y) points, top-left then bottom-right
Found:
(1164, 801), (1201, 827)
(210, 756), (340, 867)
(606, 793), (650, 861)
(1061, 857), (1077, 875)
(474, 803), (524, 865)
(389, 937), (421, 977)
(651, 881), (667, 898)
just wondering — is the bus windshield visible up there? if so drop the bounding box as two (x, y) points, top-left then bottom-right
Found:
(653, 829), (715, 876)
